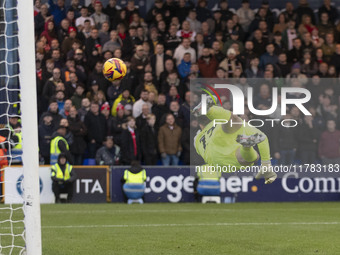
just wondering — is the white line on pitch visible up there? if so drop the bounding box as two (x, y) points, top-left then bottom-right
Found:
(40, 222), (340, 229)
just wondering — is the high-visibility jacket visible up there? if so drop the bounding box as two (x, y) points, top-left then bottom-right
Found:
(50, 136), (69, 165)
(51, 163), (72, 181)
(123, 169), (146, 184)
(11, 132), (22, 163)
(197, 165), (221, 181)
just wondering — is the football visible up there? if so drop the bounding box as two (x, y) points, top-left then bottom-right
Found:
(102, 58), (127, 81)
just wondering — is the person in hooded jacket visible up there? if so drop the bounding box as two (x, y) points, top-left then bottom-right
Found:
(51, 153), (76, 203)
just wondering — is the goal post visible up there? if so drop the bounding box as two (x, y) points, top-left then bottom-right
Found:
(17, 0), (42, 254)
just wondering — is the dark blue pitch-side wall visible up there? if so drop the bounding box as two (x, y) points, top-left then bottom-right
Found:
(111, 166), (340, 203)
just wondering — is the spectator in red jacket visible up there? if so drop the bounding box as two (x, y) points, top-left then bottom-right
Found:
(198, 47), (218, 78)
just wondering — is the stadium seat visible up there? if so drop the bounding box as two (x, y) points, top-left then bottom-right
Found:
(83, 158), (96, 165)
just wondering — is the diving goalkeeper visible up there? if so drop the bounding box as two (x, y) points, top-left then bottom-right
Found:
(193, 99), (277, 184)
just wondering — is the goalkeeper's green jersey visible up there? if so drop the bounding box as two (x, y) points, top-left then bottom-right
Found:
(194, 107), (271, 168)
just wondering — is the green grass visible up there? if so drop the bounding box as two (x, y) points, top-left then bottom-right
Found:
(37, 202), (340, 255)
(2, 202), (340, 254)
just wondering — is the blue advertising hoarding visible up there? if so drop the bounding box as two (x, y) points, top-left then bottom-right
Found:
(111, 167), (340, 203)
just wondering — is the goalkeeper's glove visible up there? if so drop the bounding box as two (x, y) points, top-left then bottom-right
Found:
(255, 160), (277, 184)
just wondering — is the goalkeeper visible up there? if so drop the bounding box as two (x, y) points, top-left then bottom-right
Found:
(193, 101), (277, 184)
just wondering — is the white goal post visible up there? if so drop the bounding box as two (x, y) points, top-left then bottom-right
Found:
(17, 0), (42, 254)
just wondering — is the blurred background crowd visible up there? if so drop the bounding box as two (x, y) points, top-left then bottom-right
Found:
(27, 0), (340, 166)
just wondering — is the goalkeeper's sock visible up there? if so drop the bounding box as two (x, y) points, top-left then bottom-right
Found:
(240, 146), (258, 163)
(207, 106), (232, 121)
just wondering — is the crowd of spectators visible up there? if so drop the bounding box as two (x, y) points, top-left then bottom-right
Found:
(35, 0), (340, 166)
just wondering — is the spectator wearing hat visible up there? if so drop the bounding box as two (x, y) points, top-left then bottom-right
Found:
(50, 124), (73, 165)
(51, 153), (76, 203)
(86, 80), (100, 102)
(223, 30), (244, 55)
(71, 83), (85, 109)
(39, 113), (54, 164)
(61, 26), (78, 55)
(209, 10), (225, 34)
(87, 61), (110, 92)
(67, 106), (87, 165)
(236, 0), (255, 32)
(90, 1), (109, 30)
(219, 48), (243, 78)
(84, 101), (106, 158)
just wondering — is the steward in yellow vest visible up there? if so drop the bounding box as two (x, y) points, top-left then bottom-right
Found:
(50, 125), (73, 165)
(51, 153), (76, 203)
(122, 161), (147, 184)
(122, 161), (147, 202)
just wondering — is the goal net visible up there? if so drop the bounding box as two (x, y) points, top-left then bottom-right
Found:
(0, 0), (42, 254)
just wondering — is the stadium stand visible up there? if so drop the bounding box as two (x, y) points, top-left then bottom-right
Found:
(24, 0), (340, 165)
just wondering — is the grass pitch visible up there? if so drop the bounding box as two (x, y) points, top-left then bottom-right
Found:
(38, 202), (340, 255)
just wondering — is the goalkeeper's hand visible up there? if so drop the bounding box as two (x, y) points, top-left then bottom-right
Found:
(255, 160), (277, 184)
